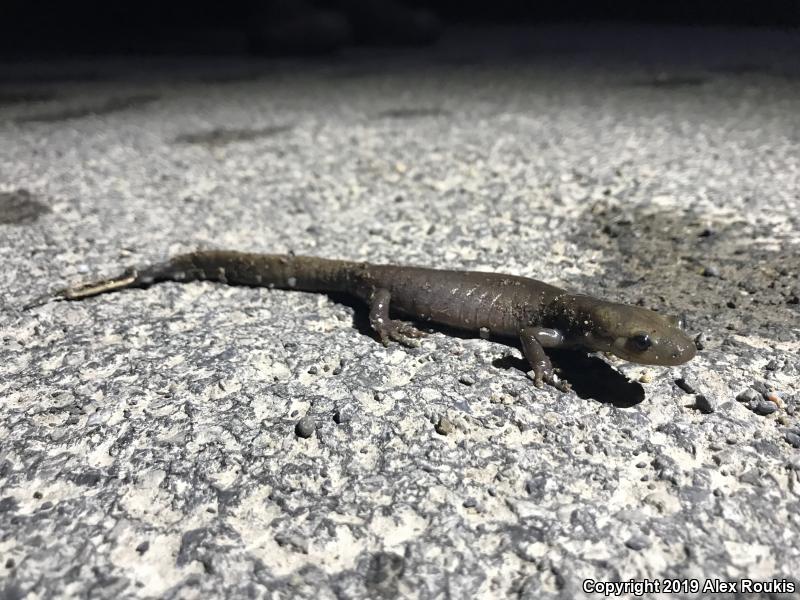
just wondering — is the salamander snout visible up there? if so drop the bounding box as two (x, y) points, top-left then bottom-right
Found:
(614, 327), (697, 366)
(583, 302), (698, 366)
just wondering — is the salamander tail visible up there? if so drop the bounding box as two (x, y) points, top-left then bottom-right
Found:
(23, 267), (140, 310)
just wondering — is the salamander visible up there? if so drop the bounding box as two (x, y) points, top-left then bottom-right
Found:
(26, 250), (697, 390)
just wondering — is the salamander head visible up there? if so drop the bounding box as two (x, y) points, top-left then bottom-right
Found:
(567, 297), (697, 366)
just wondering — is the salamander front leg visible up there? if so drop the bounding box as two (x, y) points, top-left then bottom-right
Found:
(368, 288), (426, 348)
(520, 327), (571, 392)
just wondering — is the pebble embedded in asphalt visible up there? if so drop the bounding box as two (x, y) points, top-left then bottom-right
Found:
(695, 394), (716, 414)
(750, 400), (779, 416)
(295, 416), (316, 438)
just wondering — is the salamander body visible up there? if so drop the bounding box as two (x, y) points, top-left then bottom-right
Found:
(29, 251), (697, 390)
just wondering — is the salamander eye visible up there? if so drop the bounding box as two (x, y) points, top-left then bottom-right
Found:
(630, 333), (652, 351)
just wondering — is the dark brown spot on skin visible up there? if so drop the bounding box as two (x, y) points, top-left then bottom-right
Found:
(375, 107), (450, 119)
(0, 189), (51, 225)
(173, 125), (293, 146)
(14, 94), (159, 123)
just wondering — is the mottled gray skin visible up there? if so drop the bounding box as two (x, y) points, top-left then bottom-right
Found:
(30, 250), (697, 390)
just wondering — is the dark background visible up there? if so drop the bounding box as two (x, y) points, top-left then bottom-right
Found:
(1, 0), (798, 56)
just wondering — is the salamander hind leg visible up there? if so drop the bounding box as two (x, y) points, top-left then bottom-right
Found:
(368, 288), (426, 348)
(520, 327), (571, 392)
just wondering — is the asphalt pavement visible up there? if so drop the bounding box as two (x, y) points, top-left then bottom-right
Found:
(1, 24), (799, 599)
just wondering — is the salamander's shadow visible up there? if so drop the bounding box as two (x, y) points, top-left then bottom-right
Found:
(492, 350), (645, 407)
(333, 294), (645, 408)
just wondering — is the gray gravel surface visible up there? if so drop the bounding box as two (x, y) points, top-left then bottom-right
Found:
(1, 25), (800, 600)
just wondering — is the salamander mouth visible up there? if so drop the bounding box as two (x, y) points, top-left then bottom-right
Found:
(661, 341), (697, 365)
